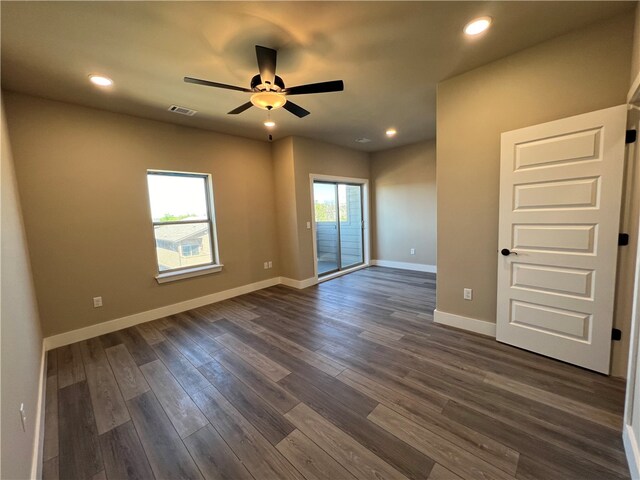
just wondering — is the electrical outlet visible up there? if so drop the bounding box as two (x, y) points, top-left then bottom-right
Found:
(19, 403), (26, 432)
(263, 262), (269, 269)
(410, 248), (416, 255)
(463, 288), (473, 301)
(93, 296), (103, 308)
(268, 261), (272, 268)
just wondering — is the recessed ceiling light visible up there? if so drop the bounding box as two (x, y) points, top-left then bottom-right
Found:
(464, 16), (492, 36)
(385, 128), (397, 137)
(355, 138), (371, 143)
(88, 74), (113, 87)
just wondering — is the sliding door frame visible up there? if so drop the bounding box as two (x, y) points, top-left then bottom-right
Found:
(309, 174), (370, 282)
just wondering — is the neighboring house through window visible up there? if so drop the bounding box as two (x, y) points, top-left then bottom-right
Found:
(146, 170), (220, 275)
(181, 242), (201, 257)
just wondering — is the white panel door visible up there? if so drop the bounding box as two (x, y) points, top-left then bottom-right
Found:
(497, 105), (627, 374)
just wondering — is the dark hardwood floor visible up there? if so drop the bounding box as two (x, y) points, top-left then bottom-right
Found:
(42, 266), (629, 479)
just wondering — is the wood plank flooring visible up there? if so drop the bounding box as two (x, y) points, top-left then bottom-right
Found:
(43, 267), (629, 479)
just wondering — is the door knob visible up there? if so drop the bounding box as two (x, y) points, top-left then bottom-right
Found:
(500, 248), (517, 256)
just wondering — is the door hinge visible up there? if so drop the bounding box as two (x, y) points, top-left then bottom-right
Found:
(627, 129), (637, 144)
(619, 233), (629, 246)
(612, 328), (622, 341)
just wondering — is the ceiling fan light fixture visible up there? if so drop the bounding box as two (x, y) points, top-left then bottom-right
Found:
(386, 128), (397, 137)
(251, 92), (287, 111)
(464, 16), (492, 36)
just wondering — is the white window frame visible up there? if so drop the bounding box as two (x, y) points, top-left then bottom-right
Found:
(147, 169), (223, 283)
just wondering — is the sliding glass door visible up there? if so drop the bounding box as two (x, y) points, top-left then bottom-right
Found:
(339, 184), (364, 269)
(313, 181), (364, 276)
(313, 182), (340, 275)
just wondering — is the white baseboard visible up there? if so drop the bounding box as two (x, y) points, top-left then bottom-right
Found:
(31, 343), (46, 480)
(43, 275), (324, 351)
(44, 277), (281, 350)
(433, 308), (496, 337)
(371, 259), (436, 273)
(625, 424), (640, 480)
(280, 276), (318, 289)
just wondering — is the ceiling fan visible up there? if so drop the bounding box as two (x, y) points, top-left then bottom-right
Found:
(184, 45), (344, 118)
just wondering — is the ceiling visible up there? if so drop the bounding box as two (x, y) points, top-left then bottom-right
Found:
(1, 1), (634, 152)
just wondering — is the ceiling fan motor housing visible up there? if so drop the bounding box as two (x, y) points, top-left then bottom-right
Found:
(251, 74), (285, 92)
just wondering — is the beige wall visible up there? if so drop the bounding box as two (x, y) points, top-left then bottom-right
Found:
(4, 92), (280, 336)
(436, 13), (633, 375)
(292, 136), (370, 280)
(3, 91), (372, 338)
(371, 140), (436, 266)
(272, 137), (301, 280)
(1, 98), (44, 479)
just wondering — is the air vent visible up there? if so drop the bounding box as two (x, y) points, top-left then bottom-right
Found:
(168, 105), (197, 116)
(355, 138), (371, 143)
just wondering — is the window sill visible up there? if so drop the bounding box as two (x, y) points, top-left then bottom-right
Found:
(155, 264), (223, 284)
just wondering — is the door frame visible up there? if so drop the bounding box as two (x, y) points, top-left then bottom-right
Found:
(623, 81), (640, 477)
(309, 174), (370, 282)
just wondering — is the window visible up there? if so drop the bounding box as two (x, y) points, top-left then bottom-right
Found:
(338, 184), (349, 223)
(313, 183), (349, 223)
(147, 170), (220, 281)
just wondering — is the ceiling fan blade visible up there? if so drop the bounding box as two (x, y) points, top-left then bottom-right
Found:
(228, 102), (253, 114)
(283, 100), (310, 118)
(184, 76), (252, 93)
(256, 45), (277, 86)
(284, 80), (344, 95)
